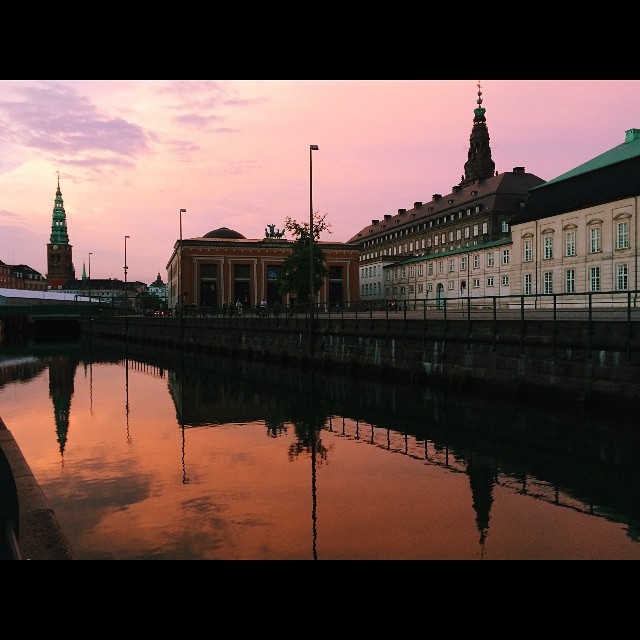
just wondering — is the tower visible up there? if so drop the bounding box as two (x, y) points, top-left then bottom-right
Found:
(460, 80), (496, 187)
(46, 174), (75, 288)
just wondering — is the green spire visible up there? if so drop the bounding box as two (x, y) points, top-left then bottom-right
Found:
(50, 174), (70, 244)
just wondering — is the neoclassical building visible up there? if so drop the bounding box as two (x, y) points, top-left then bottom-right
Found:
(509, 128), (639, 303)
(166, 225), (359, 310)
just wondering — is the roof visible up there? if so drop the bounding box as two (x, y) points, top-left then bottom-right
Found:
(203, 227), (247, 239)
(511, 129), (640, 225)
(347, 169), (545, 244)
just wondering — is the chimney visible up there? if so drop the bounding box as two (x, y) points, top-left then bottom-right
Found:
(513, 167), (525, 174)
(432, 194), (442, 201)
(414, 201), (423, 208)
(398, 208), (407, 214)
(372, 219), (379, 226)
(625, 128), (640, 143)
(384, 214), (392, 220)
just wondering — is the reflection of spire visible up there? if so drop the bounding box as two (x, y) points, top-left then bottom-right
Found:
(466, 456), (497, 558)
(48, 355), (76, 458)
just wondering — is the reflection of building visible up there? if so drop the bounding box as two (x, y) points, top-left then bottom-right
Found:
(167, 226), (360, 310)
(48, 355), (77, 456)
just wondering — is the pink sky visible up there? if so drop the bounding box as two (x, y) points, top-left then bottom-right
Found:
(1, 79), (639, 286)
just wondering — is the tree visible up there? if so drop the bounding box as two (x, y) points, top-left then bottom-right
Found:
(277, 212), (331, 304)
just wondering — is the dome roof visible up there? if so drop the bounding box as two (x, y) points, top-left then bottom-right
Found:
(203, 227), (246, 239)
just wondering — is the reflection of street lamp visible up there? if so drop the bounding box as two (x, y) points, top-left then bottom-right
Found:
(179, 209), (186, 310)
(124, 236), (130, 309)
(309, 145), (319, 355)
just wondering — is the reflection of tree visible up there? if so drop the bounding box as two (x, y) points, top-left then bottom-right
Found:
(265, 419), (287, 438)
(287, 419), (329, 463)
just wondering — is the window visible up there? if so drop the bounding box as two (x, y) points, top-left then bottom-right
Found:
(427, 283), (433, 292)
(473, 224), (479, 237)
(428, 263), (433, 276)
(460, 256), (467, 271)
(482, 222), (488, 234)
(487, 252), (494, 267)
(473, 278), (480, 288)
(434, 235), (439, 246)
(544, 271), (553, 294)
(418, 264), (424, 277)
(565, 230), (576, 257)
(409, 266), (414, 278)
(448, 231), (454, 242)
(418, 284), (423, 293)
(590, 226), (601, 253)
(401, 267), (406, 278)
(465, 227), (470, 238)
(565, 269), (575, 293)
(524, 238), (532, 262)
(438, 261), (444, 274)
(473, 255), (479, 269)
(441, 233), (446, 244)
(501, 220), (509, 232)
(456, 229), (462, 240)
(543, 235), (553, 259)
(524, 273), (532, 295)
(590, 266), (601, 291)
(487, 277), (494, 287)
(501, 275), (509, 286)
(449, 259), (455, 272)
(616, 263), (628, 290)
(502, 249), (510, 265)
(616, 221), (629, 249)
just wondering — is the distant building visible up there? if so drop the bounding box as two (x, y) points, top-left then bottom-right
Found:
(62, 278), (147, 308)
(148, 272), (168, 307)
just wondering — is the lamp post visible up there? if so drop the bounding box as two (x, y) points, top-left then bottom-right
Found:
(88, 252), (92, 297)
(124, 236), (130, 310)
(179, 209), (186, 312)
(309, 144), (319, 355)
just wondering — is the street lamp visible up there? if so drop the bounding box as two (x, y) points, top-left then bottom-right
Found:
(124, 236), (130, 309)
(309, 144), (319, 355)
(88, 252), (93, 302)
(179, 209), (186, 311)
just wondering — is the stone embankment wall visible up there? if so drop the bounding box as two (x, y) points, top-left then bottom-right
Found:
(81, 314), (640, 409)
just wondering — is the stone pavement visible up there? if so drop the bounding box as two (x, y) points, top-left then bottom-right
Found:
(0, 417), (73, 560)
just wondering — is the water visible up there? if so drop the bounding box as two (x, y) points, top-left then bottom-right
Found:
(1, 338), (639, 560)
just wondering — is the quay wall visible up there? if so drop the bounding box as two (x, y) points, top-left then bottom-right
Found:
(81, 315), (640, 410)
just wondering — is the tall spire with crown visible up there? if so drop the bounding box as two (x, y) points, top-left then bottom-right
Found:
(46, 170), (75, 288)
(50, 172), (70, 244)
(460, 81), (496, 186)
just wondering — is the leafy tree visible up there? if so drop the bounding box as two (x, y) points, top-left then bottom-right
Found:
(277, 212), (331, 304)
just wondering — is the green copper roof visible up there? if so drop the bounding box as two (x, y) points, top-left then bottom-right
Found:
(49, 178), (70, 244)
(540, 128), (640, 187)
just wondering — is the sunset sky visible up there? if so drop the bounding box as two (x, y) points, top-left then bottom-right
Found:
(1, 79), (639, 286)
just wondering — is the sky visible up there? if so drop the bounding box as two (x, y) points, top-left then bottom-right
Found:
(1, 79), (639, 286)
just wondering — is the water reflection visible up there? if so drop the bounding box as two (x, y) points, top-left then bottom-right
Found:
(1, 338), (639, 559)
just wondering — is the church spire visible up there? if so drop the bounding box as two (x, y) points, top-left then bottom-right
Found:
(49, 171), (70, 245)
(460, 81), (496, 186)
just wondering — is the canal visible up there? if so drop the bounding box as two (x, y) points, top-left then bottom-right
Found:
(0, 336), (639, 560)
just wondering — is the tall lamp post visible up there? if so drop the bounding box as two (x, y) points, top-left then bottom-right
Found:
(179, 209), (186, 312)
(309, 144), (319, 355)
(88, 252), (92, 298)
(124, 236), (130, 310)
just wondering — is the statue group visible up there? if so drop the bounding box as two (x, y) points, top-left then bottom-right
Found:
(265, 224), (285, 239)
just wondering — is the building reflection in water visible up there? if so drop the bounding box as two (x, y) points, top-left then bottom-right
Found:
(2, 339), (640, 559)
